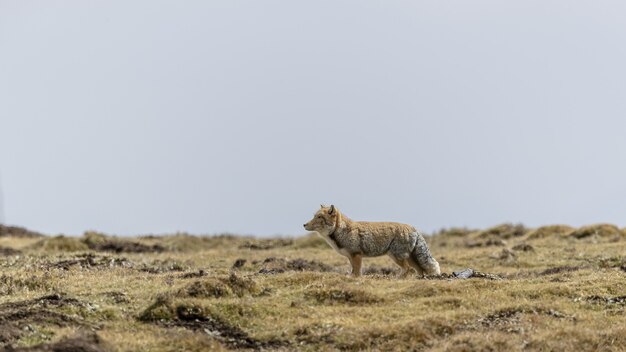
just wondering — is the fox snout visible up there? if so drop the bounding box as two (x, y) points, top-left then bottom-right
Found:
(303, 221), (315, 231)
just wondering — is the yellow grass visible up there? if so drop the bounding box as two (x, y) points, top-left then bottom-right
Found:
(0, 224), (625, 351)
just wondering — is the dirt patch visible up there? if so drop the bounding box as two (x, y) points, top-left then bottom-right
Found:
(0, 246), (21, 256)
(49, 254), (134, 270)
(0, 294), (92, 348)
(83, 231), (165, 253)
(305, 287), (382, 305)
(505, 265), (587, 279)
(139, 259), (189, 274)
(89, 240), (165, 253)
(10, 331), (110, 352)
(478, 308), (524, 330)
(582, 295), (626, 305)
(239, 239), (293, 250)
(257, 257), (335, 274)
(232, 259), (247, 269)
(173, 317), (283, 350)
(467, 271), (503, 280)
(179, 270), (209, 279)
(464, 238), (507, 248)
(139, 294), (284, 350)
(281, 258), (334, 272)
(478, 307), (572, 332)
(538, 265), (584, 276)
(174, 313), (284, 350)
(0, 225), (44, 238)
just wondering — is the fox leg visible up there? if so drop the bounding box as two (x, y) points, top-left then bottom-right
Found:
(408, 257), (425, 277)
(348, 255), (362, 277)
(389, 255), (412, 278)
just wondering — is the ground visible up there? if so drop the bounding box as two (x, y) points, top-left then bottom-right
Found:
(0, 224), (625, 351)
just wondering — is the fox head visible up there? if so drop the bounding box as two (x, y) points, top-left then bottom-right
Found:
(303, 205), (339, 234)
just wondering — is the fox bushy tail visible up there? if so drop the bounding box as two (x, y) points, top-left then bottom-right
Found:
(411, 233), (441, 275)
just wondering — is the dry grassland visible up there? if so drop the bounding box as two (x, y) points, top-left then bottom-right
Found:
(0, 223), (625, 351)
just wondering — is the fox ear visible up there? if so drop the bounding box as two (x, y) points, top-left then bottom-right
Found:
(320, 204), (325, 209)
(329, 205), (335, 215)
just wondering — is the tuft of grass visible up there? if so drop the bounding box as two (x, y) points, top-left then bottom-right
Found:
(225, 272), (261, 297)
(570, 224), (623, 239)
(184, 279), (234, 298)
(176, 272), (262, 298)
(527, 225), (575, 239)
(181, 273), (260, 298)
(138, 294), (177, 322)
(435, 227), (476, 237)
(175, 302), (213, 321)
(0, 274), (52, 294)
(0, 224), (44, 238)
(29, 235), (89, 252)
(82, 231), (110, 248)
(477, 223), (528, 239)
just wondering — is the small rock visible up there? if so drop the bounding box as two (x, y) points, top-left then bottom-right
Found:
(453, 268), (474, 279)
(232, 259), (247, 269)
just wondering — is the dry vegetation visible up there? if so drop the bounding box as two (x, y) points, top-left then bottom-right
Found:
(0, 223), (625, 351)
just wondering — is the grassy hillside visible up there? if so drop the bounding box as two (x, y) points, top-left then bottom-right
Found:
(0, 224), (625, 351)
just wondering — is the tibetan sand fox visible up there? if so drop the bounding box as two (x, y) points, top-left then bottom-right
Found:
(303, 205), (440, 277)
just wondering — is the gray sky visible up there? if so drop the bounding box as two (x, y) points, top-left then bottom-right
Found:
(1, 1), (626, 236)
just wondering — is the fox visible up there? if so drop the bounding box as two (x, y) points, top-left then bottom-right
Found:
(303, 205), (440, 277)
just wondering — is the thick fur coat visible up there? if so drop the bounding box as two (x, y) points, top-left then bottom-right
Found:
(303, 205), (440, 277)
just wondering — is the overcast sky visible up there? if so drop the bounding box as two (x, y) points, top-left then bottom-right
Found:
(1, 1), (626, 236)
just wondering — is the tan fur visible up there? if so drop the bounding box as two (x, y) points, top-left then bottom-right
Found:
(304, 205), (441, 277)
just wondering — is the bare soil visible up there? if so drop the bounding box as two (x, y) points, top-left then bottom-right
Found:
(0, 294), (94, 348)
(7, 331), (109, 352)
